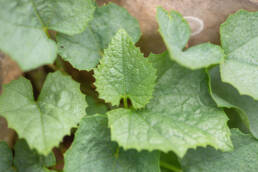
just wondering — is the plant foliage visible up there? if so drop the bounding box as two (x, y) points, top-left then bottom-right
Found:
(0, 1), (257, 172)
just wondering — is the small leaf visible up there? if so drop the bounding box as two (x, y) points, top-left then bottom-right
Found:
(14, 139), (56, 172)
(160, 152), (181, 172)
(156, 7), (224, 69)
(64, 115), (160, 172)
(94, 29), (156, 109)
(86, 96), (108, 115)
(0, 71), (87, 155)
(0, 142), (14, 172)
(0, 0), (95, 71)
(107, 51), (232, 158)
(182, 129), (258, 172)
(57, 3), (141, 71)
(208, 67), (258, 138)
(220, 10), (258, 100)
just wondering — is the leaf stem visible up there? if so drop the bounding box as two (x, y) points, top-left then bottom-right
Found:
(114, 147), (120, 159)
(55, 57), (67, 74)
(43, 27), (50, 38)
(123, 97), (128, 108)
(160, 161), (182, 172)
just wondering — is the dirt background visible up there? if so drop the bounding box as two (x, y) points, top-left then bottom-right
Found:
(1, 0), (258, 146)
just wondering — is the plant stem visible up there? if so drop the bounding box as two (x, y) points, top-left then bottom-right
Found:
(123, 97), (128, 108)
(114, 147), (120, 159)
(160, 161), (182, 172)
(43, 27), (50, 38)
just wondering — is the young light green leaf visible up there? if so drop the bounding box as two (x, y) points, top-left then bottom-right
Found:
(86, 96), (108, 115)
(208, 67), (258, 138)
(14, 139), (56, 172)
(182, 129), (258, 172)
(0, 142), (14, 172)
(0, 71), (87, 155)
(57, 3), (141, 71)
(64, 115), (160, 172)
(107, 51), (232, 158)
(220, 10), (258, 100)
(0, 0), (95, 71)
(156, 7), (224, 70)
(94, 29), (156, 109)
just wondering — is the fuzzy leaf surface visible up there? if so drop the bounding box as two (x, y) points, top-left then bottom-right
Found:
(57, 3), (141, 71)
(220, 10), (258, 99)
(107, 52), (232, 158)
(182, 129), (258, 172)
(0, 71), (87, 155)
(0, 0), (95, 71)
(94, 30), (156, 109)
(157, 7), (223, 70)
(64, 115), (160, 172)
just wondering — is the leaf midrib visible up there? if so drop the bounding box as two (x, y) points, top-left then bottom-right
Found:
(30, 0), (47, 28)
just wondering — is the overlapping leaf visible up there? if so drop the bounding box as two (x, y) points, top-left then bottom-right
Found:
(94, 29), (156, 109)
(86, 96), (108, 115)
(64, 115), (160, 172)
(220, 10), (258, 99)
(14, 139), (56, 172)
(0, 0), (95, 71)
(160, 152), (181, 172)
(208, 67), (258, 138)
(0, 142), (14, 172)
(156, 7), (224, 70)
(0, 140), (55, 172)
(182, 129), (258, 172)
(107, 52), (232, 158)
(0, 71), (87, 154)
(57, 3), (141, 70)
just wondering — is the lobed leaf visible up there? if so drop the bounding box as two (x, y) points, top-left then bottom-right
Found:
(107, 52), (232, 158)
(0, 0), (95, 71)
(220, 10), (258, 100)
(182, 129), (258, 172)
(0, 71), (87, 155)
(64, 115), (160, 172)
(94, 29), (156, 109)
(156, 7), (224, 70)
(57, 3), (141, 71)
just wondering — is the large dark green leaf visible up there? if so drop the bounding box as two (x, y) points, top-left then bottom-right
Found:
(64, 115), (160, 172)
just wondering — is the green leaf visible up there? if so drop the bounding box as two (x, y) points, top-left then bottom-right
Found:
(90, 3), (141, 49)
(94, 29), (156, 109)
(0, 142), (14, 172)
(86, 96), (108, 115)
(182, 129), (258, 172)
(208, 67), (258, 138)
(57, 3), (141, 71)
(107, 51), (232, 158)
(14, 139), (56, 172)
(220, 10), (258, 100)
(64, 115), (160, 172)
(0, 0), (95, 71)
(156, 7), (224, 70)
(160, 152), (182, 172)
(0, 71), (87, 155)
